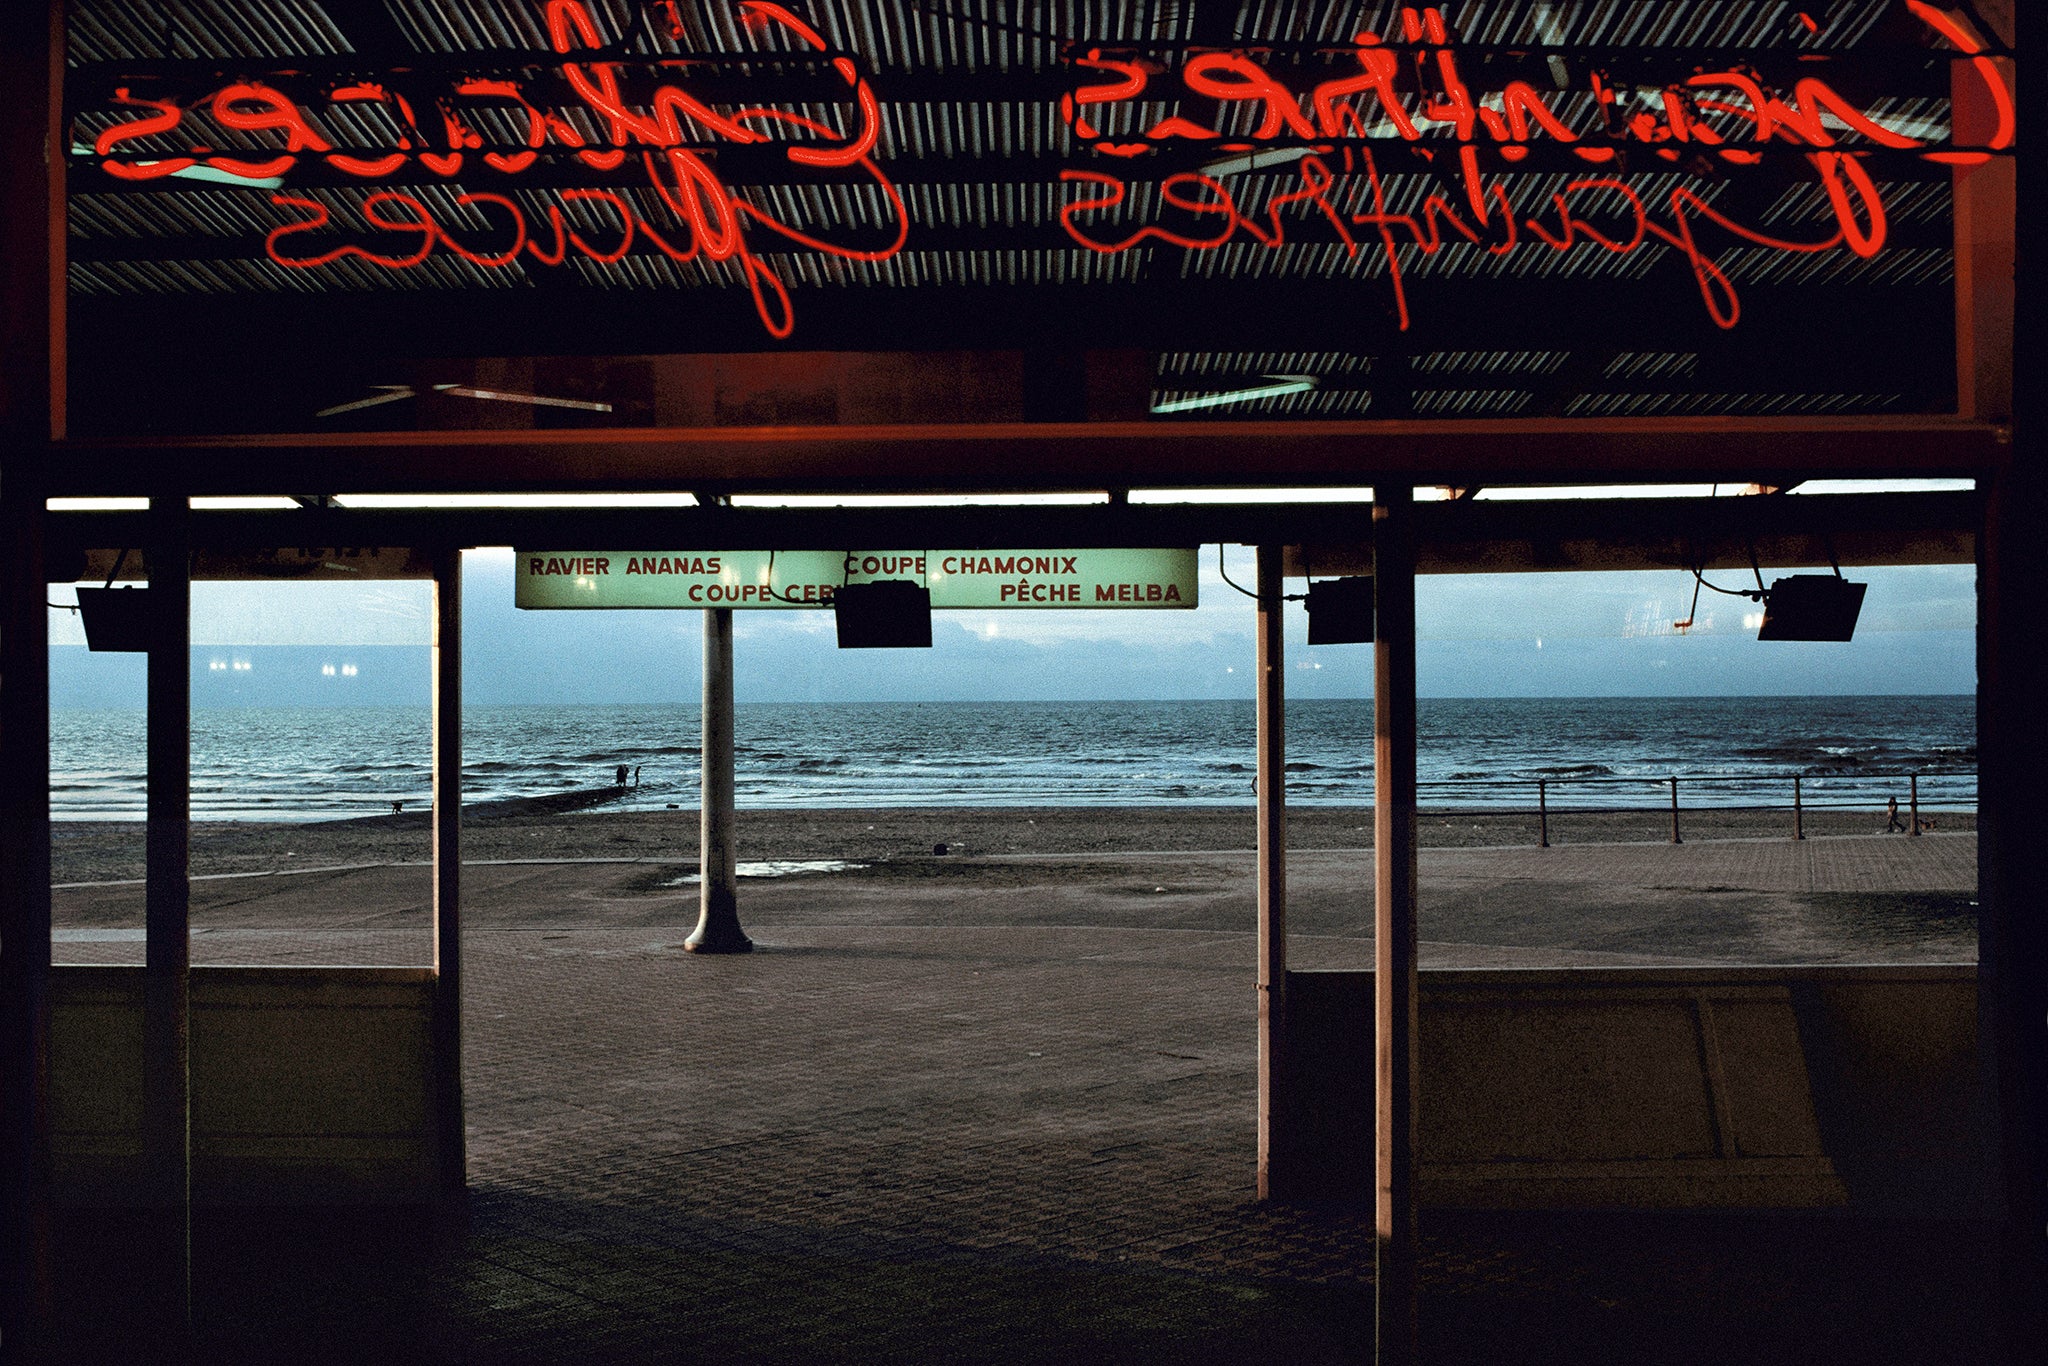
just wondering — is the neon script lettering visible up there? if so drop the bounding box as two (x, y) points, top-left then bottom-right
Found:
(85, 0), (904, 339)
(1059, 1), (2013, 330)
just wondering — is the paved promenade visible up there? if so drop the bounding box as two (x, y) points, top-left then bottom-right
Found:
(53, 829), (1979, 968)
(43, 832), (1997, 1363)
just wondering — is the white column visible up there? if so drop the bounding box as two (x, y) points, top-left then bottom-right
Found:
(687, 608), (751, 953)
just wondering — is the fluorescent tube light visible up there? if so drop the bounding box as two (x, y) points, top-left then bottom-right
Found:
(1151, 376), (1318, 415)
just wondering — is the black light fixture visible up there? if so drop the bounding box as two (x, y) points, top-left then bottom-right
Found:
(1757, 574), (1867, 642)
(834, 580), (932, 649)
(1306, 576), (1375, 644)
(75, 586), (158, 652)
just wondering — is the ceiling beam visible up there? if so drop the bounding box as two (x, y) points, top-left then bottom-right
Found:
(67, 277), (1957, 365)
(43, 491), (1980, 577)
(43, 415), (2006, 499)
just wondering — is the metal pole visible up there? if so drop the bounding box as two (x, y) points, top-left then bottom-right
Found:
(144, 499), (192, 1327)
(1909, 773), (1922, 837)
(1373, 494), (1419, 1366)
(431, 549), (467, 1201)
(1668, 776), (1682, 844)
(1255, 544), (1287, 1200)
(687, 608), (751, 953)
(1793, 776), (1804, 841)
(1537, 779), (1549, 848)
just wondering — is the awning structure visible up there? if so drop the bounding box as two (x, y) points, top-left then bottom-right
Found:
(1, 3), (2039, 1365)
(42, 487), (1984, 575)
(50, 0), (2012, 477)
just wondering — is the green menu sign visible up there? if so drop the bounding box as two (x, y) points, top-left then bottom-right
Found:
(515, 549), (1198, 610)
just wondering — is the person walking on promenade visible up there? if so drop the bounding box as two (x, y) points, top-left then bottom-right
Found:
(1886, 795), (1906, 833)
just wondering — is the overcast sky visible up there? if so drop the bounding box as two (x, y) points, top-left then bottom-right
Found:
(50, 542), (1976, 706)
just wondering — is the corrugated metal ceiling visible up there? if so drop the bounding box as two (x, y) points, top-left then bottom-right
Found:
(63, 0), (1980, 422)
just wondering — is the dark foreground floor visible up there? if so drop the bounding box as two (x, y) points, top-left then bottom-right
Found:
(30, 832), (2015, 1364)
(38, 1205), (2004, 1365)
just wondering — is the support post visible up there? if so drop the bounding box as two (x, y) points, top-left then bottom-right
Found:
(1668, 776), (1682, 844)
(1982, 454), (2048, 1366)
(0, 0), (64, 1348)
(1953, 25), (2015, 427)
(1976, 8), (2048, 1356)
(688, 608), (750, 953)
(144, 500), (192, 1327)
(1909, 773), (1922, 836)
(1373, 494), (1419, 1366)
(0, 475), (52, 1359)
(1792, 776), (1804, 841)
(431, 549), (467, 1201)
(1255, 544), (1287, 1200)
(1537, 780), (1549, 848)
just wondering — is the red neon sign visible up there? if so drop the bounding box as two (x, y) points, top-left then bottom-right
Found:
(80, 0), (2012, 340)
(86, 0), (904, 339)
(1056, 1), (2013, 330)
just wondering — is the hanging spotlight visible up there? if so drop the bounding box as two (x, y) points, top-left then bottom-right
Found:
(834, 580), (932, 648)
(1757, 574), (1867, 642)
(75, 586), (158, 652)
(1306, 576), (1375, 644)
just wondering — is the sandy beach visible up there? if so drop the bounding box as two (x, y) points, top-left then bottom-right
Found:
(49, 793), (1979, 969)
(51, 796), (1974, 887)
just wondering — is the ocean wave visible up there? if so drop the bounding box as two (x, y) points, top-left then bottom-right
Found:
(1733, 745), (1836, 764)
(50, 697), (1979, 816)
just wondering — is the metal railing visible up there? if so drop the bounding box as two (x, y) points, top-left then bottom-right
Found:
(1415, 770), (1974, 846)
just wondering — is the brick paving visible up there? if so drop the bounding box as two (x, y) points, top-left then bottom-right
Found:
(39, 833), (2000, 1364)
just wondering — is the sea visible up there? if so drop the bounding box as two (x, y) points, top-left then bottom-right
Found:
(47, 696), (1976, 822)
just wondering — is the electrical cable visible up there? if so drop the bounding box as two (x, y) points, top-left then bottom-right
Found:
(764, 548), (813, 605)
(1690, 566), (1764, 600)
(1217, 545), (1309, 602)
(51, 546), (140, 613)
(1217, 544), (1259, 600)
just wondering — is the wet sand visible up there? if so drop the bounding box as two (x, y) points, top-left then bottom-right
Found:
(51, 797), (1972, 886)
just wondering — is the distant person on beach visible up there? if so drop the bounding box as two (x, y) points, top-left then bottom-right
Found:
(634, 765), (642, 787)
(1886, 796), (1906, 833)
(615, 763), (629, 789)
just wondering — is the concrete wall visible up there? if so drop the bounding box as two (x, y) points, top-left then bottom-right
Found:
(1274, 966), (1996, 1216)
(47, 966), (440, 1206)
(35, 962), (1991, 1215)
